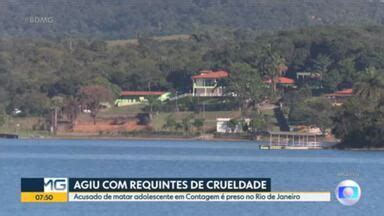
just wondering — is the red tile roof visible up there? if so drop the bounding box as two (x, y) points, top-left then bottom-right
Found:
(192, 70), (229, 79)
(335, 88), (353, 94)
(265, 77), (295, 84)
(120, 91), (165, 96)
(324, 88), (353, 97)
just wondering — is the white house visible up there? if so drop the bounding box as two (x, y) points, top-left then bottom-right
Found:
(192, 70), (229, 97)
(216, 118), (251, 133)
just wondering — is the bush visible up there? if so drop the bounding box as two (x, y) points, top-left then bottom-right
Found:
(0, 108), (5, 126)
(119, 130), (190, 138)
(158, 97), (239, 112)
(336, 126), (384, 149)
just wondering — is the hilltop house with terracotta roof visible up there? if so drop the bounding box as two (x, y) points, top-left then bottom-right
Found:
(192, 70), (229, 96)
(323, 88), (353, 106)
(265, 76), (296, 89)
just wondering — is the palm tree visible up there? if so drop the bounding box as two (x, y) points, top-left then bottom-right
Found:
(50, 96), (64, 135)
(146, 95), (161, 119)
(258, 45), (286, 93)
(354, 67), (384, 101)
(312, 54), (332, 88)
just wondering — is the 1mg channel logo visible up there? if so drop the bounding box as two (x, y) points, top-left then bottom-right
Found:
(335, 180), (361, 206)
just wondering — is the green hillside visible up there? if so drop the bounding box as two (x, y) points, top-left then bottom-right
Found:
(2, 0), (384, 39)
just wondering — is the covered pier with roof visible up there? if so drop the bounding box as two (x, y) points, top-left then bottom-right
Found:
(265, 131), (323, 149)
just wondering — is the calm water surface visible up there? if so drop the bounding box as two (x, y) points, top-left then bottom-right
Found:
(1, 139), (383, 216)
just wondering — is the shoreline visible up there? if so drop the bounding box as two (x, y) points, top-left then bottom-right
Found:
(19, 134), (257, 142)
(6, 133), (382, 151)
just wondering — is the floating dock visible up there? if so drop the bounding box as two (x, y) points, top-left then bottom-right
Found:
(260, 131), (323, 150)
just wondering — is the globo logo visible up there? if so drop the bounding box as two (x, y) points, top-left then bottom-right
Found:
(335, 180), (361, 206)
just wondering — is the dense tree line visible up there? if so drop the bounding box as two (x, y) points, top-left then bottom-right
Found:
(1, 26), (384, 147)
(2, 0), (384, 39)
(2, 26), (384, 116)
(333, 68), (384, 148)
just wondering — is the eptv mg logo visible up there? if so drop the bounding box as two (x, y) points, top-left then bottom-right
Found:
(44, 178), (68, 192)
(21, 178), (68, 202)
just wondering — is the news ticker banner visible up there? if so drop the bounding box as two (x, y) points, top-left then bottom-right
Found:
(21, 178), (330, 203)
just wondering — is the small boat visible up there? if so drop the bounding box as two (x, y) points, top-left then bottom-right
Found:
(259, 145), (270, 150)
(259, 145), (286, 150)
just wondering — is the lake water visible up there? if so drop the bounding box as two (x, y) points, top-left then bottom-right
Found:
(1, 139), (383, 216)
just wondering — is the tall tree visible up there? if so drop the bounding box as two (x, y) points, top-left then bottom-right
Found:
(50, 96), (64, 134)
(289, 97), (334, 134)
(78, 85), (112, 125)
(228, 62), (267, 114)
(257, 45), (287, 93)
(146, 95), (161, 119)
(354, 67), (384, 101)
(63, 96), (80, 127)
(333, 69), (384, 148)
(311, 54), (332, 89)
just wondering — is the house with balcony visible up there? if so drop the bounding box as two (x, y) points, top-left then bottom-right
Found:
(192, 70), (229, 96)
(264, 76), (296, 90)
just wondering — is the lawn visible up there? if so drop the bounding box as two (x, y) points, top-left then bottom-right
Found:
(151, 111), (242, 131)
(98, 105), (145, 118)
(0, 116), (51, 137)
(95, 100), (279, 133)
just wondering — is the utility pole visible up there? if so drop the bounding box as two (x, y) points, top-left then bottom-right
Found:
(202, 102), (206, 136)
(51, 107), (58, 135)
(66, 33), (73, 53)
(54, 107), (58, 135)
(175, 91), (179, 112)
(69, 38), (73, 53)
(202, 102), (206, 119)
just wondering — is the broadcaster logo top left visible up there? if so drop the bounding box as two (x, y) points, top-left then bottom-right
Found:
(21, 178), (68, 202)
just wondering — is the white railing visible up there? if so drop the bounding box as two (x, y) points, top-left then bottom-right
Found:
(168, 93), (193, 101)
